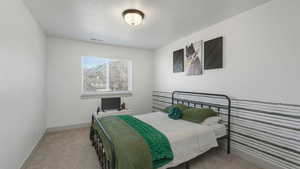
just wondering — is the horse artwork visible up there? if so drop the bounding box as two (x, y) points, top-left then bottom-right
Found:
(185, 41), (203, 75)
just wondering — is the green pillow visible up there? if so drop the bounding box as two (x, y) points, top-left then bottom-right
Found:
(182, 108), (217, 123)
(168, 107), (182, 120)
(163, 104), (188, 113)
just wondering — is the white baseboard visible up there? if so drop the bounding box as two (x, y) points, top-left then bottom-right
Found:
(231, 148), (284, 169)
(46, 123), (90, 133)
(20, 130), (46, 169)
(20, 123), (90, 169)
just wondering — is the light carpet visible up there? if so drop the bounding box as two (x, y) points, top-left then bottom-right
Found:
(22, 128), (262, 169)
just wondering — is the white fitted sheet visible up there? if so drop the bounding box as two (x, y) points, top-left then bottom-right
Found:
(135, 112), (219, 169)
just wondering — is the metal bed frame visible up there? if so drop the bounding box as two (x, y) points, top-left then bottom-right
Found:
(90, 91), (231, 169)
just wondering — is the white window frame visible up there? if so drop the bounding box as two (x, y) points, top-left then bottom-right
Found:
(81, 56), (133, 99)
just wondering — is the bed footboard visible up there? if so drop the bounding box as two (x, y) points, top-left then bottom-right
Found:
(90, 115), (116, 169)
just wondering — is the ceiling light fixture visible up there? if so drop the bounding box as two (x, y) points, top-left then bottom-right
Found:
(122, 9), (145, 26)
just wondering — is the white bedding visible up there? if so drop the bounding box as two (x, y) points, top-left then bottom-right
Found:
(211, 123), (227, 138)
(135, 112), (220, 169)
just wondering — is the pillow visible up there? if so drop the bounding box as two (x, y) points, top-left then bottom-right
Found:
(162, 104), (188, 113)
(201, 116), (221, 126)
(168, 107), (182, 120)
(182, 108), (217, 123)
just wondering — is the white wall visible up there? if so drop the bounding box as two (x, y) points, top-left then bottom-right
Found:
(0, 0), (46, 169)
(154, 0), (300, 104)
(46, 37), (153, 128)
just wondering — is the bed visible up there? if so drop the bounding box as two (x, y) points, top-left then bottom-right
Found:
(90, 91), (231, 169)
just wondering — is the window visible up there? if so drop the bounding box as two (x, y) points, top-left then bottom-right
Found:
(81, 56), (132, 98)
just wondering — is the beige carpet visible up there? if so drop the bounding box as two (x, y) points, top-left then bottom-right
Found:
(22, 128), (262, 169)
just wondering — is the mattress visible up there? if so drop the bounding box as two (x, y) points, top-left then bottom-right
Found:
(135, 112), (220, 169)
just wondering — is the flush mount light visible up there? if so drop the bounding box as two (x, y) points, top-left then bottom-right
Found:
(122, 9), (145, 26)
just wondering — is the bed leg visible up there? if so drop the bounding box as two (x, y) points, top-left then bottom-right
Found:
(227, 135), (231, 154)
(90, 126), (93, 140)
(91, 129), (95, 146)
(104, 154), (107, 169)
(185, 161), (190, 169)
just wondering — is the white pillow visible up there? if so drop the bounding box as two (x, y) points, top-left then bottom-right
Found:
(201, 116), (221, 126)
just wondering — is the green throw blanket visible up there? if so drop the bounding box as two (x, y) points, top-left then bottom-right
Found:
(94, 115), (173, 169)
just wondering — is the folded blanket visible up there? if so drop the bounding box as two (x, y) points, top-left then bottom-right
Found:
(118, 115), (174, 169)
(94, 115), (173, 169)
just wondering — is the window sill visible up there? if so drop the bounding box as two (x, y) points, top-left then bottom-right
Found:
(80, 91), (132, 99)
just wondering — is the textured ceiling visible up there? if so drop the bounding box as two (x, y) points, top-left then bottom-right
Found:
(24, 0), (271, 49)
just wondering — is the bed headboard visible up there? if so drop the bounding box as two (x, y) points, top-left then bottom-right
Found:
(172, 91), (231, 154)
